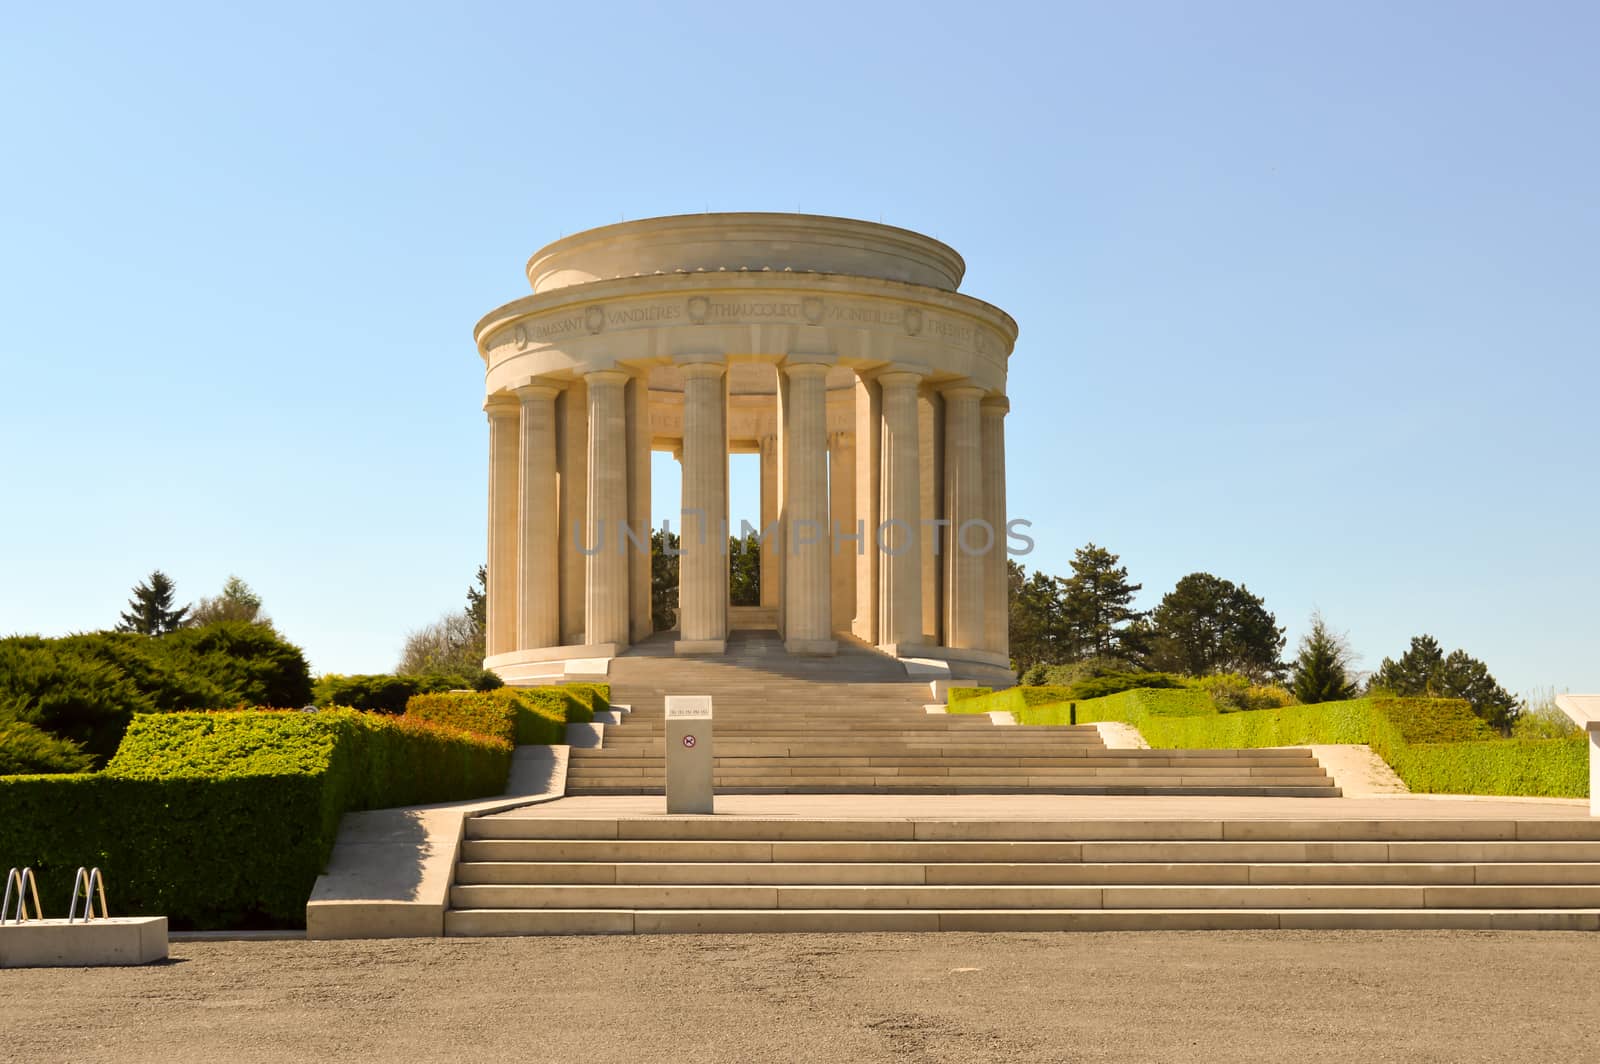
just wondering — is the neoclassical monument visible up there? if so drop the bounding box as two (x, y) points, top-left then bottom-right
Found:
(474, 213), (1017, 684)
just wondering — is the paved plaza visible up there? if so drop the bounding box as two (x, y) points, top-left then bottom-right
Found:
(4, 931), (1599, 1063)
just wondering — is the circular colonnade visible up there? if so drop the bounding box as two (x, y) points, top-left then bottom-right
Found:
(474, 213), (1017, 684)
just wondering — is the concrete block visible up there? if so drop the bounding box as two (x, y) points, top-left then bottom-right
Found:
(0, 918), (167, 968)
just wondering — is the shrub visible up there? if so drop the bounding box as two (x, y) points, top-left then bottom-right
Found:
(1187, 673), (1295, 712)
(0, 637), (146, 762)
(0, 623), (315, 764)
(1071, 672), (1185, 700)
(153, 622), (313, 708)
(0, 718), (94, 775)
(0, 709), (511, 929)
(948, 687), (992, 703)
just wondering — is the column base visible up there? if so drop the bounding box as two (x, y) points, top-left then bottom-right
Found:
(674, 639), (727, 656)
(784, 638), (838, 656)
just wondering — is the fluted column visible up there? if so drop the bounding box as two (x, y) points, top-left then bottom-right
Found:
(515, 383), (561, 650)
(942, 385), (985, 650)
(677, 362), (728, 654)
(484, 396), (520, 660)
(782, 362), (835, 654)
(877, 371), (923, 648)
(980, 396), (1010, 659)
(759, 433), (780, 610)
(584, 370), (630, 647)
(828, 429), (856, 633)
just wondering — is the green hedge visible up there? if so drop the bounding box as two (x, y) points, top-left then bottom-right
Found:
(0, 709), (511, 929)
(561, 682), (611, 713)
(948, 687), (992, 704)
(1023, 691), (1586, 799)
(1012, 687), (1217, 725)
(311, 671), (504, 714)
(402, 684), (600, 746)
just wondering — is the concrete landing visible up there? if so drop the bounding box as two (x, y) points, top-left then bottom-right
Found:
(305, 745), (568, 939)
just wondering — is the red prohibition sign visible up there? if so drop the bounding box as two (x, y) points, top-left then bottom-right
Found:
(682, 735), (696, 748)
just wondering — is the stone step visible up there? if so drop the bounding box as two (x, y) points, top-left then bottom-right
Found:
(460, 836), (1600, 866)
(560, 777), (1337, 793)
(448, 881), (1600, 911)
(567, 755), (1321, 768)
(453, 860), (1600, 887)
(443, 907), (1600, 935)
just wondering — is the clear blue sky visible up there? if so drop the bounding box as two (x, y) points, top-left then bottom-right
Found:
(2, 2), (1595, 697)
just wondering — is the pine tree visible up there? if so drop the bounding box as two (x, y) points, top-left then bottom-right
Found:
(1373, 634), (1519, 733)
(1059, 543), (1145, 664)
(1291, 611), (1358, 704)
(1147, 572), (1286, 681)
(116, 570), (190, 635)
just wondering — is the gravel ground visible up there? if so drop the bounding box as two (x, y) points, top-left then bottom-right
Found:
(4, 931), (1600, 1063)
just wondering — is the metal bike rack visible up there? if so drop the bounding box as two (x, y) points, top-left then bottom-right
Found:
(3, 867), (44, 924)
(68, 867), (108, 924)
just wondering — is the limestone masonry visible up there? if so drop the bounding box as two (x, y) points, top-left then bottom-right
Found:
(474, 213), (1017, 682)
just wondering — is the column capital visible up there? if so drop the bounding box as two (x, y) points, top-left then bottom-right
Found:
(782, 361), (831, 381)
(513, 380), (562, 403)
(484, 393), (520, 418)
(679, 361), (726, 380)
(874, 370), (925, 390)
(939, 382), (985, 401)
(583, 369), (630, 388)
(980, 395), (1011, 417)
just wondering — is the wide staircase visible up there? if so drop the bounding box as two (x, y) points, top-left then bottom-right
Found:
(446, 815), (1600, 934)
(565, 631), (1340, 798)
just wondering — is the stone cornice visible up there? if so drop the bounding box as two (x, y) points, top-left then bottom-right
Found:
(473, 270), (1019, 363)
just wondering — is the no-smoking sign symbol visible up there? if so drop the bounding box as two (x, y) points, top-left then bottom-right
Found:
(682, 735), (696, 748)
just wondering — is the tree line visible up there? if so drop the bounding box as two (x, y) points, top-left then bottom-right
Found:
(1009, 543), (1521, 732)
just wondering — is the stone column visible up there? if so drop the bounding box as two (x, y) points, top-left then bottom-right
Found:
(828, 429), (856, 633)
(584, 370), (630, 648)
(484, 396), (520, 660)
(557, 381), (588, 646)
(626, 376), (653, 643)
(981, 396), (1010, 659)
(781, 362), (835, 654)
(852, 375), (881, 644)
(514, 383), (560, 651)
(759, 433), (780, 610)
(677, 362), (728, 654)
(877, 372), (924, 649)
(942, 385), (986, 650)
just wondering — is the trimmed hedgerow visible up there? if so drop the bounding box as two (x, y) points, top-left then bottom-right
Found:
(0, 709), (510, 929)
(312, 671), (504, 714)
(560, 682), (611, 713)
(401, 685), (598, 746)
(405, 691), (519, 745)
(1022, 691), (1586, 799)
(948, 687), (993, 704)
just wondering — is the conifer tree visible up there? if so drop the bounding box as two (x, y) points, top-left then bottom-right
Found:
(116, 570), (190, 635)
(1291, 611), (1358, 704)
(1059, 543), (1145, 663)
